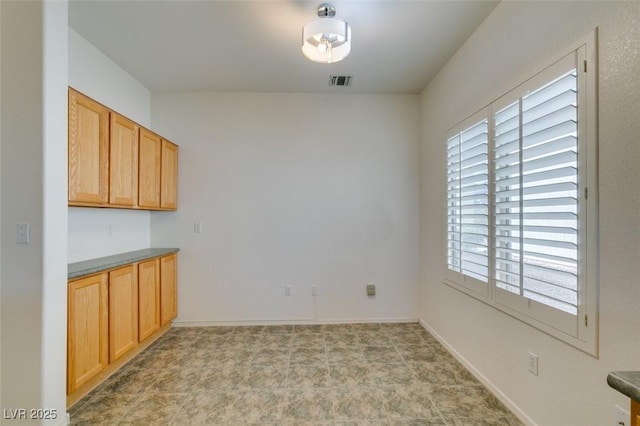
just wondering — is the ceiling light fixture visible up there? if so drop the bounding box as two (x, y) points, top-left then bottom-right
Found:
(302, 3), (351, 64)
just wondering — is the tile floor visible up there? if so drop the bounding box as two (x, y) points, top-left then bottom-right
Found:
(69, 323), (522, 425)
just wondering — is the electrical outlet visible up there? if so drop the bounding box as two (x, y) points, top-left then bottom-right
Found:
(285, 285), (292, 296)
(527, 351), (538, 376)
(615, 404), (629, 426)
(107, 224), (112, 237)
(311, 285), (319, 296)
(194, 222), (202, 233)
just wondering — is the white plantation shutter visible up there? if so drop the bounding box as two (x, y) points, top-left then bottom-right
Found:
(521, 70), (578, 314)
(444, 33), (598, 353)
(446, 111), (489, 294)
(492, 51), (582, 335)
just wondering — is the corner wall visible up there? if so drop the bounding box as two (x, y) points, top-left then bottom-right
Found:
(419, 2), (640, 425)
(151, 92), (421, 324)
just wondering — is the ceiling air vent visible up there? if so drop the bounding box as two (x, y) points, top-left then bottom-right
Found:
(329, 75), (353, 87)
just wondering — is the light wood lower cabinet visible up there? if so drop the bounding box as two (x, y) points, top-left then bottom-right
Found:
(108, 266), (138, 362)
(160, 254), (177, 325)
(67, 273), (108, 394)
(67, 253), (177, 407)
(632, 400), (640, 426)
(138, 258), (161, 342)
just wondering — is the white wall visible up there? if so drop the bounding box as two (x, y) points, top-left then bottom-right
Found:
(151, 92), (420, 324)
(68, 28), (150, 127)
(1, 1), (68, 424)
(68, 208), (150, 263)
(419, 2), (640, 425)
(68, 29), (151, 262)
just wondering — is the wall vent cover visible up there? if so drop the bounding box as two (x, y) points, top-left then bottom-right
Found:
(329, 75), (353, 87)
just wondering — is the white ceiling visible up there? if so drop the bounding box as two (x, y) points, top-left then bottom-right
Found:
(69, 1), (499, 94)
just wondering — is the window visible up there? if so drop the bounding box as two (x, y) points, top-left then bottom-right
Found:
(444, 32), (598, 355)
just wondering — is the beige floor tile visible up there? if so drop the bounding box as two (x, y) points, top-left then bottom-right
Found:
(397, 345), (440, 363)
(328, 363), (372, 387)
(71, 323), (522, 425)
(283, 388), (335, 421)
(173, 390), (238, 425)
(198, 326), (235, 336)
(333, 386), (387, 420)
(326, 346), (366, 364)
(118, 392), (188, 425)
(287, 364), (331, 389)
(232, 325), (266, 335)
(293, 324), (324, 334)
(325, 332), (360, 347)
(362, 346), (404, 364)
(196, 365), (248, 391)
(69, 393), (140, 424)
(368, 362), (417, 386)
(323, 324), (355, 333)
(292, 333), (326, 347)
(260, 333), (294, 347)
(251, 347), (291, 366)
(290, 347), (327, 365)
(356, 332), (393, 347)
(244, 365), (288, 389)
(228, 389), (285, 423)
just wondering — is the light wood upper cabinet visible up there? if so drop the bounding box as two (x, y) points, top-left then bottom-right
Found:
(109, 114), (139, 207)
(68, 88), (178, 211)
(161, 140), (178, 210)
(160, 254), (178, 325)
(138, 258), (161, 342)
(108, 266), (138, 362)
(138, 128), (162, 209)
(67, 273), (108, 394)
(68, 89), (110, 205)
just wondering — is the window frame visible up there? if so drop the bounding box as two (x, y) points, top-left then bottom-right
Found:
(443, 30), (599, 356)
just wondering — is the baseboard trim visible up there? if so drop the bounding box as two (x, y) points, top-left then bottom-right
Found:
(172, 317), (419, 327)
(418, 318), (536, 426)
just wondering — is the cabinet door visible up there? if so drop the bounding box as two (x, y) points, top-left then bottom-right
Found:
(160, 254), (178, 325)
(68, 89), (109, 205)
(160, 140), (178, 210)
(632, 400), (640, 426)
(109, 265), (138, 362)
(138, 258), (160, 341)
(138, 128), (161, 208)
(110, 114), (139, 206)
(67, 273), (108, 394)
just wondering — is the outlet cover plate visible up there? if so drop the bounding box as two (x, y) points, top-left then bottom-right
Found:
(528, 351), (539, 376)
(615, 404), (629, 426)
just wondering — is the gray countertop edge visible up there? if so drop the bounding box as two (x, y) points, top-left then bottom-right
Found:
(68, 248), (180, 280)
(607, 371), (640, 402)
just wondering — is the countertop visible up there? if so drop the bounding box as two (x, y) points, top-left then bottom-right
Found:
(607, 371), (640, 402)
(68, 248), (179, 279)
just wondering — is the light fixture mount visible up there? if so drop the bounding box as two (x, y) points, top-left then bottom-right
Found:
(317, 4), (336, 18)
(302, 3), (351, 64)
